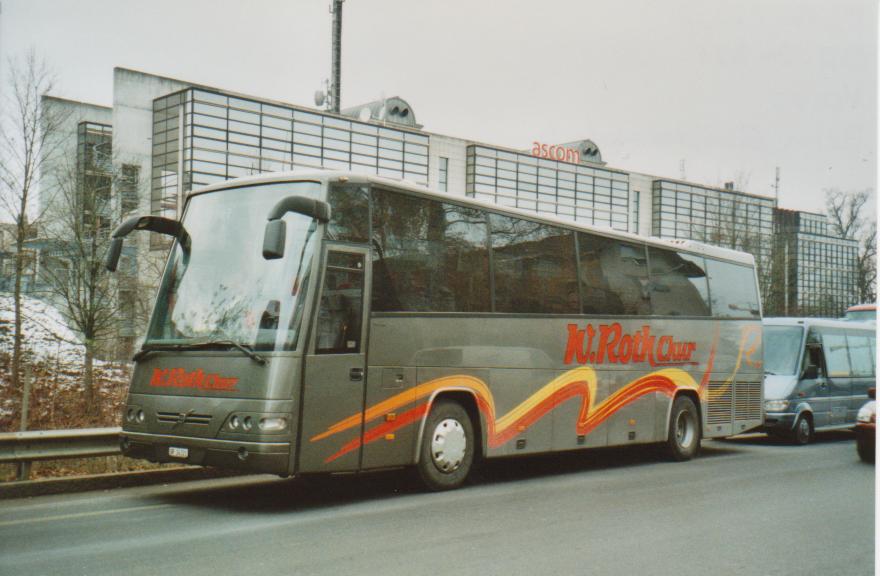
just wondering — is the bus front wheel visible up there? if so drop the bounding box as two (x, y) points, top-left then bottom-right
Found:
(416, 400), (475, 491)
(665, 396), (701, 461)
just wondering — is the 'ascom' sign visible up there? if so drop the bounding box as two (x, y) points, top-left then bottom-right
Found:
(564, 323), (698, 367)
(532, 141), (580, 164)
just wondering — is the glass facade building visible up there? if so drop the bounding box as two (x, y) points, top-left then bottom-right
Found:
(151, 88), (430, 232)
(137, 75), (862, 319)
(774, 209), (859, 317)
(466, 145), (631, 232)
(76, 121), (113, 232)
(651, 179), (776, 300)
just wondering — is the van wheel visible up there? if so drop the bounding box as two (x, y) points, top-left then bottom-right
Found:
(664, 396), (701, 461)
(792, 414), (813, 445)
(416, 400), (475, 491)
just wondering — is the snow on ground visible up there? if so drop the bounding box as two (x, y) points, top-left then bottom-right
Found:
(0, 294), (132, 429)
(0, 293), (85, 365)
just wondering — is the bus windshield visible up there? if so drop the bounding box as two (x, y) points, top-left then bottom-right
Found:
(763, 325), (804, 375)
(145, 181), (322, 352)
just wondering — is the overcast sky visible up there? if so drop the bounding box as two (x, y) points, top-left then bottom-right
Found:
(0, 0), (876, 214)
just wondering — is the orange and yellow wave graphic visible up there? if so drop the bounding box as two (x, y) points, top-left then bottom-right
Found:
(311, 367), (700, 463)
(310, 324), (760, 464)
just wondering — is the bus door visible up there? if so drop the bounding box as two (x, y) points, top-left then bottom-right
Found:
(297, 245), (370, 473)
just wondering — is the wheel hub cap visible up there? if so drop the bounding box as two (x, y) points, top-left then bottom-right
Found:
(431, 418), (466, 473)
(675, 411), (694, 448)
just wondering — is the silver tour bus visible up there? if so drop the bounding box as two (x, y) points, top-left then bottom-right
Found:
(107, 171), (763, 490)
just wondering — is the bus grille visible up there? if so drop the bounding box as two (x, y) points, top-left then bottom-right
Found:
(157, 411), (213, 425)
(706, 381), (732, 425)
(734, 380), (762, 421)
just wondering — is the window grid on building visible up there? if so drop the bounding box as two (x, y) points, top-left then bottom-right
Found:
(794, 232), (858, 316)
(151, 88), (430, 245)
(465, 145), (631, 232)
(651, 179), (775, 265)
(76, 121), (113, 232)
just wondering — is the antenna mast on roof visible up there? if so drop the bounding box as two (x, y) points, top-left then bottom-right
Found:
(772, 166), (780, 201)
(330, 0), (344, 113)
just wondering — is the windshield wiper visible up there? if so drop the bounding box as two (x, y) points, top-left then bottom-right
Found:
(133, 340), (267, 365)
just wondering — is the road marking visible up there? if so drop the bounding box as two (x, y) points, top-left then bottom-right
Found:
(0, 503), (172, 528)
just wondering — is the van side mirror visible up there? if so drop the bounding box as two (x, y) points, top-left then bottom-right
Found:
(869, 387), (876, 400)
(802, 365), (819, 380)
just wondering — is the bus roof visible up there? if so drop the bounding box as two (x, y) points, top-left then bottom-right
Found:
(190, 170), (757, 267)
(763, 317), (876, 332)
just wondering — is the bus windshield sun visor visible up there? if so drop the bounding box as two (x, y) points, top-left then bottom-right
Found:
(105, 215), (192, 272)
(263, 195), (331, 260)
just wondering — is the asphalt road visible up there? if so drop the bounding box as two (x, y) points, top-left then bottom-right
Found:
(0, 432), (874, 576)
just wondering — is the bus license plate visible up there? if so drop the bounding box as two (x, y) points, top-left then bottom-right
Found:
(168, 446), (189, 459)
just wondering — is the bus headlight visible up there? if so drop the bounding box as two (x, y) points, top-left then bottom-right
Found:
(764, 400), (789, 412)
(229, 415), (241, 430)
(259, 417), (287, 432)
(136, 410), (145, 423)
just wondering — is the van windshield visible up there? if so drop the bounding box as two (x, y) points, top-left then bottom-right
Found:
(763, 326), (804, 375)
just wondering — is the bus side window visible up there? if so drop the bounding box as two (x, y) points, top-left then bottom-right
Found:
(327, 184), (369, 242)
(315, 251), (364, 354)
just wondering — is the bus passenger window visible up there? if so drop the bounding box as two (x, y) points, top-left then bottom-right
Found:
(577, 232), (650, 315)
(647, 247), (710, 316)
(315, 252), (364, 354)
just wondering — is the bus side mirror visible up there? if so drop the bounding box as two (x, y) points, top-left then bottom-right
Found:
(802, 365), (818, 380)
(869, 387), (876, 400)
(263, 219), (286, 260)
(105, 215), (190, 272)
(262, 195), (330, 260)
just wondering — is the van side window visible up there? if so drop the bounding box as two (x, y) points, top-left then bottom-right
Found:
(821, 332), (851, 378)
(846, 333), (874, 377)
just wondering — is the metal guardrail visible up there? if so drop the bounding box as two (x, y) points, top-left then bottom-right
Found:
(0, 427), (121, 481)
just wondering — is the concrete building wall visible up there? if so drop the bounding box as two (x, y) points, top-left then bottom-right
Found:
(427, 133), (468, 197)
(628, 172), (654, 236)
(112, 68), (190, 219)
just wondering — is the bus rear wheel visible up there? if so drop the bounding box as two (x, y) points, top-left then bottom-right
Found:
(416, 400), (475, 491)
(664, 396), (701, 461)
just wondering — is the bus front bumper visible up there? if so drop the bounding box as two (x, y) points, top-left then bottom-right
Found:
(121, 431), (290, 476)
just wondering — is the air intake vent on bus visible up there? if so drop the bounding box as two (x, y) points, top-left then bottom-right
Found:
(734, 380), (762, 422)
(707, 381), (732, 426)
(157, 412), (213, 425)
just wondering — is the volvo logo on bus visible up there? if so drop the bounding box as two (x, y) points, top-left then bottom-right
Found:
(564, 323), (698, 367)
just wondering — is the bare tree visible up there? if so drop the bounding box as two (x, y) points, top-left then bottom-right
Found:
(825, 188), (877, 303)
(38, 137), (118, 418)
(0, 51), (67, 400)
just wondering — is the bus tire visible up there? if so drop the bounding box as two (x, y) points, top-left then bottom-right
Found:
(417, 400), (475, 491)
(664, 395), (701, 461)
(792, 413), (813, 445)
